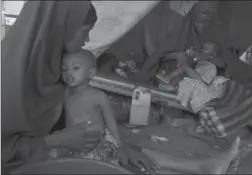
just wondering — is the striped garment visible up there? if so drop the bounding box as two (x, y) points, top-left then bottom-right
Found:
(198, 80), (252, 137)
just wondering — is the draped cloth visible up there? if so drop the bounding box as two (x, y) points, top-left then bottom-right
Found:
(226, 51), (252, 89)
(2, 1), (94, 170)
(176, 61), (220, 113)
(129, 1), (219, 82)
(198, 80), (252, 137)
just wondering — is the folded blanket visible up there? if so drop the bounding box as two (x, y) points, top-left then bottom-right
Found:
(198, 80), (252, 137)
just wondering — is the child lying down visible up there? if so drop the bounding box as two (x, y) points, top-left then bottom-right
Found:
(159, 41), (228, 113)
(48, 50), (122, 164)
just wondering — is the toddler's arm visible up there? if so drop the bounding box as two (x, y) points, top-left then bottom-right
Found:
(53, 100), (64, 123)
(164, 52), (194, 83)
(99, 92), (121, 147)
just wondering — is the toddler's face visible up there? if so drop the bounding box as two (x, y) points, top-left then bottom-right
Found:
(62, 55), (91, 87)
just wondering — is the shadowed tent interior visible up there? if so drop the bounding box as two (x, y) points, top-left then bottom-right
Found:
(2, 1), (252, 174)
(90, 1), (252, 107)
(3, 1), (252, 100)
(88, 3), (252, 174)
(99, 1), (252, 63)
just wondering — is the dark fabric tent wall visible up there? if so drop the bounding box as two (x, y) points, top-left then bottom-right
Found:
(224, 1), (252, 88)
(226, 1), (252, 53)
(104, 1), (252, 63)
(106, 1), (183, 64)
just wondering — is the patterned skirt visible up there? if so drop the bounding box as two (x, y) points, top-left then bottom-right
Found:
(47, 128), (120, 165)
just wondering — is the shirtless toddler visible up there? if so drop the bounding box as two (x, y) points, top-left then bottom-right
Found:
(49, 50), (121, 164)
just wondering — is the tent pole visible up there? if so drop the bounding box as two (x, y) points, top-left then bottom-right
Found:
(90, 74), (190, 112)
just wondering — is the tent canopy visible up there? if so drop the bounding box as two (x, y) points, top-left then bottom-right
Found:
(84, 1), (196, 57)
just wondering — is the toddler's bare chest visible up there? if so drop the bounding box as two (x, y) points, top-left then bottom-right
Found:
(64, 94), (101, 117)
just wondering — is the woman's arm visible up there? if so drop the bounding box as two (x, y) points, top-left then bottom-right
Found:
(165, 66), (185, 83)
(2, 134), (47, 172)
(2, 122), (101, 173)
(120, 139), (157, 173)
(184, 66), (203, 81)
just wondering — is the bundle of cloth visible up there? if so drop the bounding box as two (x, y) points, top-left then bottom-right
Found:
(155, 40), (252, 138)
(197, 79), (252, 138)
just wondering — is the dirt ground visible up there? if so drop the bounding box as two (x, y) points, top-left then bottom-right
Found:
(89, 2), (252, 174)
(3, 1), (251, 174)
(109, 93), (252, 174)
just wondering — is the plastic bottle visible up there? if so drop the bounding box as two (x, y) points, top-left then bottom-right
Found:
(129, 87), (151, 126)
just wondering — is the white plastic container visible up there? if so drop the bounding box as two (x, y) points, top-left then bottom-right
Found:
(129, 87), (151, 126)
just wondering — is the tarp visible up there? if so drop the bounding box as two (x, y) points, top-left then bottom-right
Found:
(83, 1), (197, 57)
(83, 1), (159, 57)
(2, 1), (197, 57)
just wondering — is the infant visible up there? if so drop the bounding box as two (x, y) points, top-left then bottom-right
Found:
(49, 50), (121, 164)
(176, 41), (228, 112)
(157, 41), (220, 90)
(159, 41), (227, 112)
(186, 41), (222, 84)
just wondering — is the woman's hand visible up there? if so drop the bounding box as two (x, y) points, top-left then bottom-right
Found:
(45, 122), (101, 150)
(168, 52), (188, 60)
(121, 143), (158, 174)
(166, 52), (193, 67)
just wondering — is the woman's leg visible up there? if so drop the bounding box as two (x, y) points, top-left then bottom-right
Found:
(143, 148), (202, 174)
(142, 137), (240, 174)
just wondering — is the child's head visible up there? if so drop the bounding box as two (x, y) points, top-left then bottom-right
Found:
(62, 50), (96, 87)
(202, 40), (221, 56)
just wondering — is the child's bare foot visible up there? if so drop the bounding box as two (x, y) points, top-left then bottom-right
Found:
(200, 137), (240, 174)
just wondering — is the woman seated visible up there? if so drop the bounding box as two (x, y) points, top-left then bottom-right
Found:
(157, 41), (225, 111)
(125, 1), (222, 83)
(158, 41), (252, 138)
(1, 1), (148, 173)
(2, 1), (250, 175)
